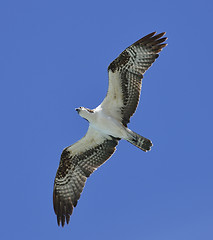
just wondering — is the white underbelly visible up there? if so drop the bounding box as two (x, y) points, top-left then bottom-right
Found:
(90, 114), (128, 139)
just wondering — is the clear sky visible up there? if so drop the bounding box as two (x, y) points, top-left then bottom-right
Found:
(1, 0), (213, 239)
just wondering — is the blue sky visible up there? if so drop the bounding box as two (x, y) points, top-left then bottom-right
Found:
(1, 0), (213, 239)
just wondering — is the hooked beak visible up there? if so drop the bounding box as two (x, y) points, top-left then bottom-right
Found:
(75, 108), (80, 113)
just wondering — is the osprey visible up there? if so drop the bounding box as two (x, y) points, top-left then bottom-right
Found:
(53, 32), (167, 226)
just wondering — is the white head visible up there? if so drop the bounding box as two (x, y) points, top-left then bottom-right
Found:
(75, 107), (95, 121)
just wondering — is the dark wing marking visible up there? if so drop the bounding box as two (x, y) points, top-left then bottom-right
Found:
(53, 127), (119, 227)
(101, 32), (167, 126)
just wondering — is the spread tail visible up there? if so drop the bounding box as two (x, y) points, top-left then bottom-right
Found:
(126, 130), (153, 152)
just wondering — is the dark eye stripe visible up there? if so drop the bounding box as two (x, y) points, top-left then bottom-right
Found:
(87, 109), (94, 113)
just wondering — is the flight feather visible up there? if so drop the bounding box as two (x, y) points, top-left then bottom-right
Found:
(53, 127), (118, 226)
(101, 32), (167, 126)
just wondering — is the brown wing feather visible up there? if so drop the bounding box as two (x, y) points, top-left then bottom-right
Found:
(53, 127), (119, 227)
(102, 32), (167, 126)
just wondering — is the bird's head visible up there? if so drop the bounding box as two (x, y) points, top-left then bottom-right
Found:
(75, 107), (94, 121)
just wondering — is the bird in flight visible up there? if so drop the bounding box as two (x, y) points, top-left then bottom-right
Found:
(53, 32), (167, 226)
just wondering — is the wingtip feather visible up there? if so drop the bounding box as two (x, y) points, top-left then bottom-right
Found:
(133, 31), (167, 47)
(134, 31), (156, 45)
(61, 215), (65, 227)
(57, 215), (61, 226)
(66, 214), (70, 225)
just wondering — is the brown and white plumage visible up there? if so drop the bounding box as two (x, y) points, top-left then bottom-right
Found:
(53, 32), (167, 226)
(53, 127), (118, 226)
(101, 32), (167, 126)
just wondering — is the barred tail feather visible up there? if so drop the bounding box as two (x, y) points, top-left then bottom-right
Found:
(127, 131), (153, 152)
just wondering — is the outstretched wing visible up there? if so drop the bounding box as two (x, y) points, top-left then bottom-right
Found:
(53, 126), (119, 227)
(100, 32), (167, 126)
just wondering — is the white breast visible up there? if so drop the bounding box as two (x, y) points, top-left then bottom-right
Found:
(90, 108), (128, 139)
